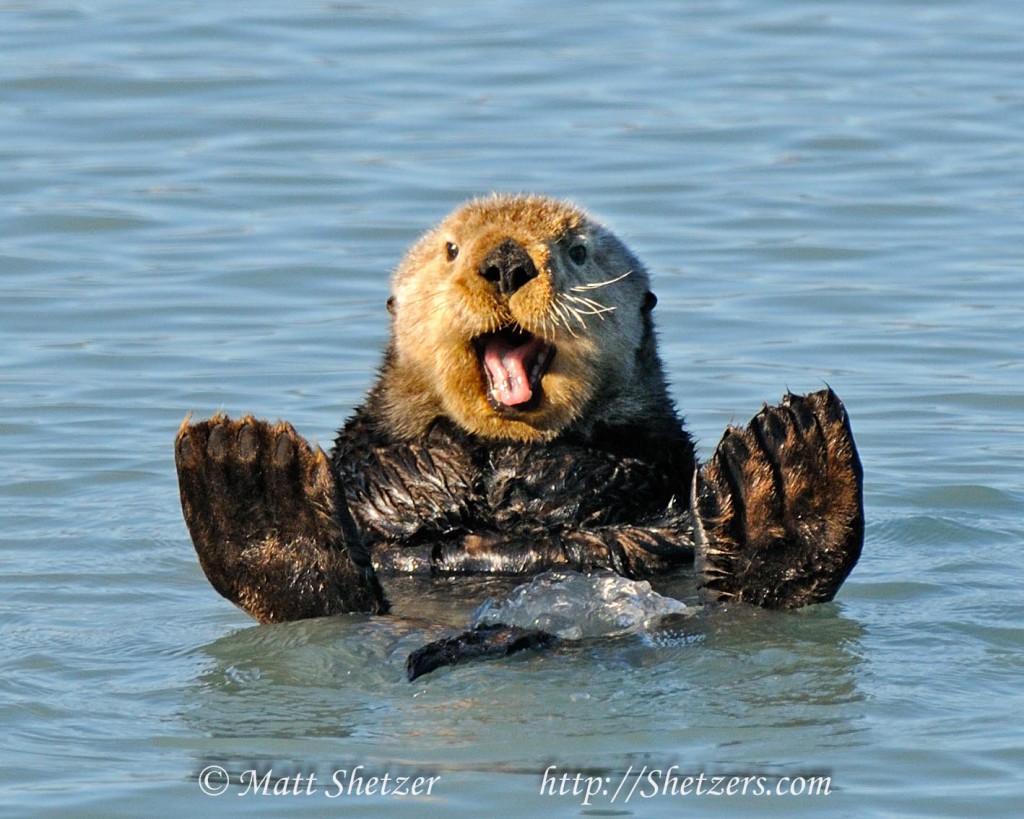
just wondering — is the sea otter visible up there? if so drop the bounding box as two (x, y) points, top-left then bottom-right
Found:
(175, 194), (863, 673)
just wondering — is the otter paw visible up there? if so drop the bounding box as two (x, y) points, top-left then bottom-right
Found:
(693, 388), (863, 609)
(174, 414), (388, 622)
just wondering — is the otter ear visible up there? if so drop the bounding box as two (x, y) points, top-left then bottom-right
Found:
(642, 291), (658, 313)
(386, 296), (396, 316)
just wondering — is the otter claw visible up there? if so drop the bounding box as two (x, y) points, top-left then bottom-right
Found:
(174, 414), (389, 622)
(694, 388), (864, 609)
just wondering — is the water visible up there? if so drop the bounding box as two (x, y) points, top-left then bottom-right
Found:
(470, 571), (691, 641)
(2, 1), (1022, 815)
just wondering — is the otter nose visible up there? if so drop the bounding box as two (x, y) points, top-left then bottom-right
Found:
(479, 238), (538, 296)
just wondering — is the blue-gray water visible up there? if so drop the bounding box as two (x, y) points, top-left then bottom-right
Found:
(3, 2), (1022, 816)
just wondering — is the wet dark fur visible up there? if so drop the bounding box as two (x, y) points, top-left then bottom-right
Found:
(331, 362), (696, 579)
(175, 388), (862, 624)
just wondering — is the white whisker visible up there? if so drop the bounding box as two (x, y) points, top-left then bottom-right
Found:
(570, 270), (632, 292)
(552, 298), (580, 337)
(562, 292), (616, 318)
(558, 295), (591, 331)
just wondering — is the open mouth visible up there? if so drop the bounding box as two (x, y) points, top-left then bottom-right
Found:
(475, 328), (555, 410)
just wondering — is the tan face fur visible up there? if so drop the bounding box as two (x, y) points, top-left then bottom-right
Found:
(380, 194), (660, 442)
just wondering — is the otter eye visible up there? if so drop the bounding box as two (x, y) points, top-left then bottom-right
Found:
(568, 244), (587, 265)
(445, 241), (459, 262)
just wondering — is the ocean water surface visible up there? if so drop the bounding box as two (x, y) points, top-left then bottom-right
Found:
(2, 1), (1022, 816)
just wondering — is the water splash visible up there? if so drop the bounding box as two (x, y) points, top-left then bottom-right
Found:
(469, 570), (690, 640)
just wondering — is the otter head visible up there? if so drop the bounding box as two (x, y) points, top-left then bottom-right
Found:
(382, 194), (665, 442)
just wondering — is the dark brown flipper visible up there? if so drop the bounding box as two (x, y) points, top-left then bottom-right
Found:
(406, 625), (556, 681)
(694, 388), (863, 609)
(175, 414), (389, 622)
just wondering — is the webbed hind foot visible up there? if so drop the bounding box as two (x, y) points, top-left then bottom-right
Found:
(406, 625), (556, 681)
(175, 414), (388, 622)
(694, 388), (863, 609)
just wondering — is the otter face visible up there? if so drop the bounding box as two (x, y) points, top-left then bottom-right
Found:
(386, 194), (658, 442)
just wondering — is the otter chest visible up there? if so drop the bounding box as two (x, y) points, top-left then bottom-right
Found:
(333, 420), (686, 570)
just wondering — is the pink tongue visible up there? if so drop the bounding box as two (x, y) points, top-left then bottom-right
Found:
(483, 336), (545, 407)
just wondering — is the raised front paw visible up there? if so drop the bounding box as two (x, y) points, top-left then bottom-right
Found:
(175, 414), (388, 622)
(693, 388), (864, 609)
